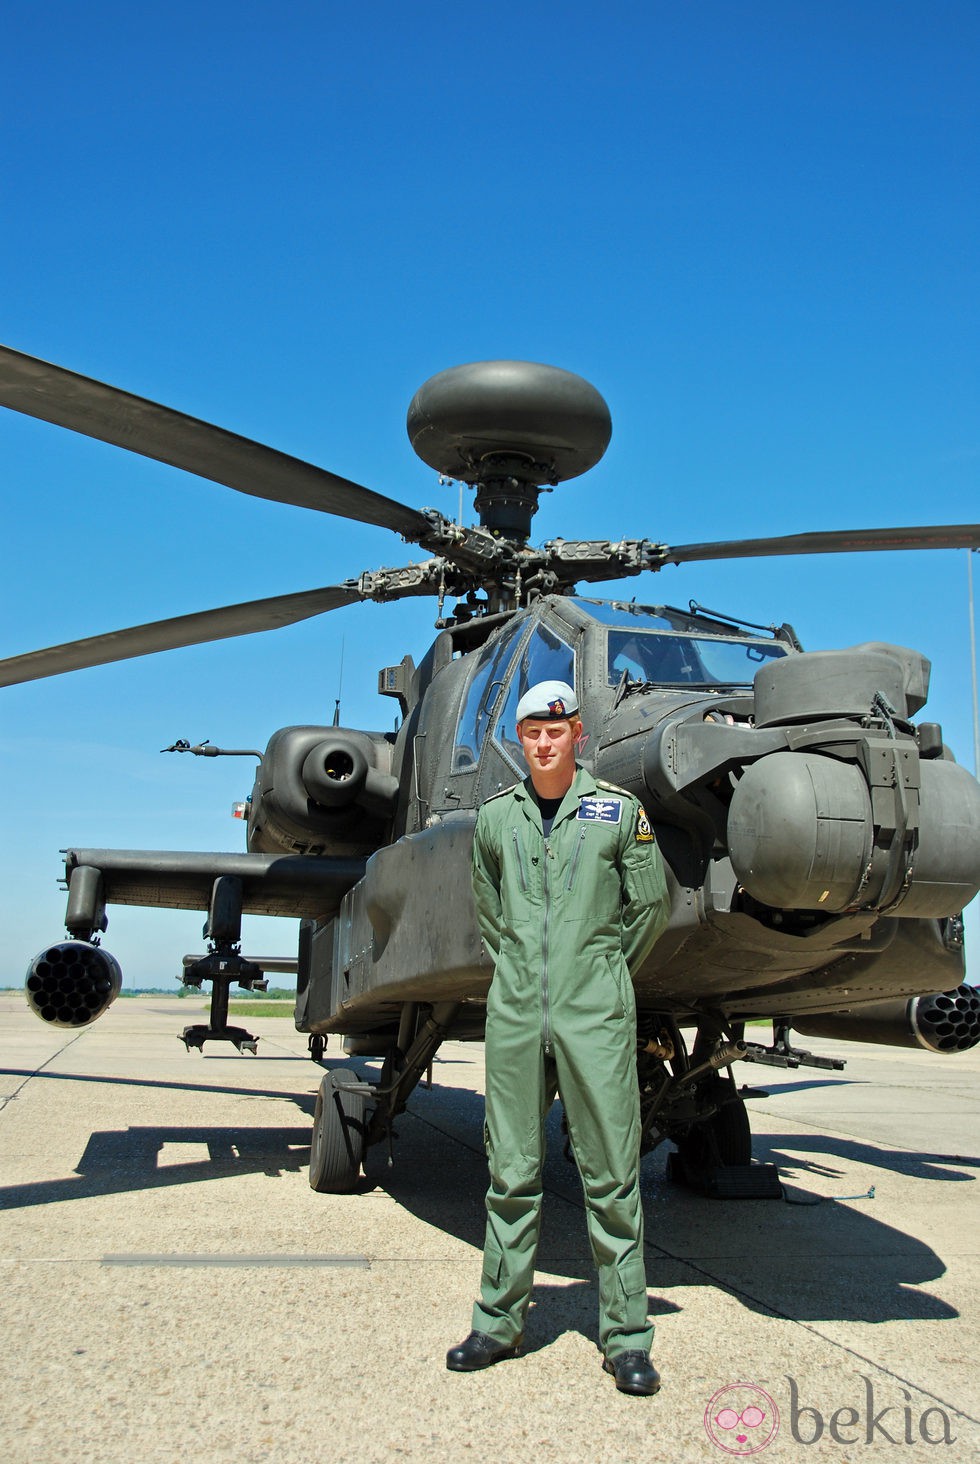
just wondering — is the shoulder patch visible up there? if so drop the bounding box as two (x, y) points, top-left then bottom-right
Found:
(635, 806), (654, 843)
(596, 778), (630, 796)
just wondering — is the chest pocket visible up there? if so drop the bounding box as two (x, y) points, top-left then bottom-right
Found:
(511, 827), (530, 893)
(558, 815), (627, 922)
(566, 829), (587, 891)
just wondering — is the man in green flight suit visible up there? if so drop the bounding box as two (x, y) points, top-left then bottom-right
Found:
(446, 679), (671, 1395)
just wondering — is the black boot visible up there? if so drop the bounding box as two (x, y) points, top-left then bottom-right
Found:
(446, 1330), (522, 1372)
(603, 1350), (661, 1396)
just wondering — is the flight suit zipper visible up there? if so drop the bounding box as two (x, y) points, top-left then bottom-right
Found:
(542, 838), (553, 1055)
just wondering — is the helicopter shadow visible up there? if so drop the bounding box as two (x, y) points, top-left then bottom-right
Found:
(0, 1051), (438, 1215)
(0, 1062), (323, 1214)
(753, 1130), (980, 1185)
(0, 1123), (315, 1213)
(377, 1070), (967, 1333)
(0, 1051), (432, 1214)
(0, 1060), (968, 1337)
(742, 1076), (866, 1097)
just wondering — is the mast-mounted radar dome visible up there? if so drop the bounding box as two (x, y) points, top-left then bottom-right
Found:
(406, 360), (612, 540)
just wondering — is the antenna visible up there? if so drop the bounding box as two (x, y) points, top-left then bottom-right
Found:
(969, 550), (980, 778)
(333, 637), (345, 727)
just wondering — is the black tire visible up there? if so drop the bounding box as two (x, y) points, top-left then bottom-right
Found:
(309, 1072), (368, 1192)
(673, 1086), (752, 1171)
(665, 1150), (685, 1184)
(710, 1091), (752, 1166)
(309, 1034), (326, 1063)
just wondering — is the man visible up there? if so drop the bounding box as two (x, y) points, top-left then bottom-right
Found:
(447, 679), (671, 1396)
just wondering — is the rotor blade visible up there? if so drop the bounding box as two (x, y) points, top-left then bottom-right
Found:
(659, 524), (980, 565)
(0, 585), (367, 687)
(0, 344), (431, 539)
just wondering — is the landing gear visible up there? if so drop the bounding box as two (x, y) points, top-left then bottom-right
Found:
(308, 1034), (326, 1063)
(639, 1015), (781, 1199)
(309, 1072), (369, 1192)
(307, 1000), (461, 1194)
(674, 1077), (753, 1169)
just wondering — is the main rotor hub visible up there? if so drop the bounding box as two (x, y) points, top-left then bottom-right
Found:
(472, 472), (542, 539)
(407, 360), (612, 541)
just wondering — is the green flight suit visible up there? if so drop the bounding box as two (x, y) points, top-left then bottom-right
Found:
(470, 764), (671, 1357)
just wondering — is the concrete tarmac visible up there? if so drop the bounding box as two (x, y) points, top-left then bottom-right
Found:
(1, 990), (978, 1463)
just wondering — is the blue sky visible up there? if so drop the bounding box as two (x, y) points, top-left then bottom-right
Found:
(1, 1), (978, 986)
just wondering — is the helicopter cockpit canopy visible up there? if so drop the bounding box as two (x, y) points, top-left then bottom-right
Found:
(571, 598), (790, 689)
(449, 595), (792, 785)
(453, 615), (576, 774)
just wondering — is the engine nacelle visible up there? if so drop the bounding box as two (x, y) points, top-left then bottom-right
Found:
(247, 725), (400, 858)
(792, 984), (980, 1054)
(26, 941), (122, 1027)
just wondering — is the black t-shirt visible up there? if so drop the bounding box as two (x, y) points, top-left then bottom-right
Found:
(531, 789), (564, 837)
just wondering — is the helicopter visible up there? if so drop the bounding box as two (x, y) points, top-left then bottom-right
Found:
(3, 346), (980, 1198)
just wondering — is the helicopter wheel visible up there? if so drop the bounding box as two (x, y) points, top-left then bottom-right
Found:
(309, 1072), (369, 1193)
(672, 1081), (752, 1172)
(309, 1034), (326, 1063)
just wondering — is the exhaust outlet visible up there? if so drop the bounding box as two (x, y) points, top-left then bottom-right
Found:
(25, 941), (122, 1028)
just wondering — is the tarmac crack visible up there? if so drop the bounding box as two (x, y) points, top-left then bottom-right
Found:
(0, 1028), (88, 1113)
(672, 1253), (980, 1431)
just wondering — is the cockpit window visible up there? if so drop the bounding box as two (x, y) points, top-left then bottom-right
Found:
(494, 622), (576, 772)
(452, 618), (527, 773)
(572, 597), (678, 631)
(608, 629), (786, 687)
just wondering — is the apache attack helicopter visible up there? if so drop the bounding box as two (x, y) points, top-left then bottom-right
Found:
(3, 347), (980, 1199)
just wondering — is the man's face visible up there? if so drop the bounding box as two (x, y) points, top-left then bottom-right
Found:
(517, 716), (583, 784)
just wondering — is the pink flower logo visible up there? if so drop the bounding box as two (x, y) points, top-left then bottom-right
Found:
(704, 1383), (780, 1455)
